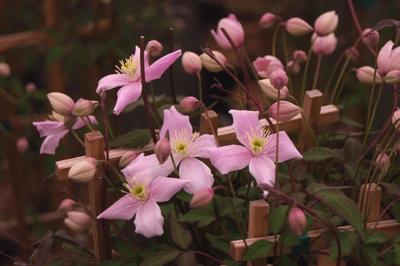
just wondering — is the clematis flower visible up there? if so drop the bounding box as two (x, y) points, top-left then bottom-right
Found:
(159, 106), (217, 194)
(96, 44), (182, 115)
(209, 110), (301, 190)
(33, 113), (97, 155)
(253, 55), (284, 79)
(377, 40), (400, 76)
(211, 14), (244, 49)
(98, 153), (188, 238)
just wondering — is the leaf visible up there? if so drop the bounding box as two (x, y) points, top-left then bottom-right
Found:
(269, 205), (289, 234)
(170, 211), (192, 249)
(242, 240), (273, 261)
(392, 203), (400, 223)
(140, 248), (181, 266)
(206, 233), (230, 254)
(395, 242), (400, 265)
(109, 129), (151, 148)
(343, 138), (362, 163)
(176, 252), (196, 266)
(218, 197), (245, 217)
(365, 231), (387, 245)
(303, 147), (342, 162)
(329, 231), (358, 260)
(111, 236), (135, 258)
(341, 116), (364, 129)
(307, 183), (365, 239)
(179, 208), (215, 227)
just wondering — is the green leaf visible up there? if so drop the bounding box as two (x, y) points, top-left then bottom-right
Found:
(392, 203), (400, 223)
(303, 147), (342, 162)
(206, 233), (230, 254)
(329, 231), (358, 260)
(343, 138), (362, 163)
(365, 231), (387, 244)
(140, 248), (181, 266)
(269, 205), (289, 234)
(218, 197), (246, 217)
(176, 252), (196, 266)
(307, 183), (365, 239)
(179, 208), (215, 227)
(109, 129), (151, 148)
(111, 236), (136, 257)
(170, 212), (192, 249)
(242, 240), (273, 261)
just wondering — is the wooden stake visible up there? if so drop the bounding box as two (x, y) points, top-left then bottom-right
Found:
(358, 183), (382, 222)
(84, 131), (111, 262)
(200, 110), (219, 135)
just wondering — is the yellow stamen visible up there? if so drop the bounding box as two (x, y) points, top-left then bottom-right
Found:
(116, 55), (137, 79)
(125, 182), (148, 201)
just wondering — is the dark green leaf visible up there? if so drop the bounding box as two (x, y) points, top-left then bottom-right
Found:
(206, 233), (230, 254)
(140, 248), (181, 266)
(365, 231), (387, 244)
(303, 147), (342, 162)
(176, 252), (196, 266)
(218, 197), (245, 217)
(111, 236), (135, 258)
(170, 212), (192, 249)
(242, 240), (273, 261)
(109, 129), (151, 148)
(179, 208), (215, 227)
(329, 231), (358, 260)
(269, 205), (289, 234)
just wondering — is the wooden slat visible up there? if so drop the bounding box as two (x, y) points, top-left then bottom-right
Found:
(359, 183), (382, 222)
(200, 110), (219, 135)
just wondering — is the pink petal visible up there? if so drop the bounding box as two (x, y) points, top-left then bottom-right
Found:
(39, 130), (69, 154)
(150, 176), (189, 202)
(211, 29), (231, 49)
(179, 158), (214, 194)
(388, 46), (400, 71)
(134, 200), (164, 237)
(113, 82), (142, 115)
(249, 156), (275, 186)
(209, 145), (252, 174)
(122, 154), (174, 180)
(33, 121), (65, 137)
(97, 194), (140, 220)
(377, 41), (394, 74)
(96, 74), (131, 93)
(145, 50), (182, 82)
(229, 109), (260, 145)
(264, 131), (302, 163)
(160, 106), (192, 139)
(189, 134), (217, 158)
(72, 116), (98, 130)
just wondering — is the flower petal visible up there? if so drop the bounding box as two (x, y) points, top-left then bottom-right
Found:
(189, 134), (217, 158)
(209, 145), (252, 174)
(249, 156), (275, 186)
(72, 116), (98, 130)
(160, 106), (192, 139)
(39, 130), (69, 154)
(145, 50), (182, 82)
(264, 131), (302, 163)
(122, 154), (174, 180)
(179, 158), (214, 194)
(134, 200), (164, 237)
(229, 109), (260, 145)
(33, 121), (66, 137)
(377, 41), (394, 74)
(113, 82), (143, 115)
(150, 176), (189, 202)
(97, 194), (140, 220)
(96, 74), (131, 93)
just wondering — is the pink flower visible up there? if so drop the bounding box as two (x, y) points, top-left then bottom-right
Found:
(159, 106), (217, 194)
(377, 40), (400, 76)
(98, 154), (188, 237)
(33, 114), (97, 154)
(253, 55), (284, 78)
(209, 110), (301, 189)
(211, 14), (244, 49)
(96, 45), (182, 115)
(312, 33), (337, 55)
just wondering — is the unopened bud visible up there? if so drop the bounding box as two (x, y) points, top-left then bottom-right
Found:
(64, 211), (91, 233)
(72, 98), (98, 117)
(182, 52), (202, 74)
(190, 188), (214, 208)
(312, 33), (337, 55)
(68, 157), (97, 183)
(47, 92), (75, 116)
(16, 137), (29, 153)
(376, 152), (390, 173)
(200, 51), (227, 73)
(119, 150), (140, 168)
(293, 50), (308, 63)
(362, 28), (380, 47)
(146, 40), (163, 57)
(179, 96), (200, 114)
(155, 138), (171, 164)
(345, 47), (359, 61)
(269, 101), (302, 122)
(384, 70), (400, 84)
(258, 79), (289, 100)
(0, 63), (10, 77)
(392, 109), (400, 130)
(259, 12), (277, 29)
(285, 18), (313, 36)
(286, 60), (300, 74)
(288, 207), (306, 236)
(25, 82), (37, 93)
(269, 69), (288, 90)
(356, 66), (382, 84)
(58, 199), (77, 212)
(314, 11), (339, 36)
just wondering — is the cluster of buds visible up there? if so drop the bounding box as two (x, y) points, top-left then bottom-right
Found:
(58, 199), (91, 233)
(286, 50), (308, 75)
(68, 157), (97, 182)
(48, 92), (98, 118)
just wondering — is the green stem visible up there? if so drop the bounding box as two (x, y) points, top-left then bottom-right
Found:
(312, 55), (322, 90)
(272, 23), (282, 57)
(300, 47), (313, 102)
(70, 129), (84, 147)
(330, 56), (351, 103)
(196, 72), (203, 102)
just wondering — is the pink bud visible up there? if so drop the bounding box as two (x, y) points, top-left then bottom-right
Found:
(356, 66), (382, 84)
(258, 79), (289, 100)
(286, 60), (300, 74)
(16, 137), (29, 153)
(362, 28), (380, 46)
(72, 98), (98, 117)
(47, 92), (75, 116)
(200, 51), (227, 73)
(179, 96), (200, 114)
(146, 40), (163, 57)
(376, 152), (390, 172)
(211, 14), (245, 49)
(58, 199), (77, 212)
(269, 101), (302, 122)
(293, 50), (308, 63)
(25, 82), (37, 93)
(64, 211), (91, 233)
(312, 33), (337, 55)
(68, 157), (97, 183)
(0, 63), (11, 77)
(288, 207), (306, 236)
(253, 56), (284, 78)
(190, 188), (214, 208)
(259, 12), (277, 29)
(155, 138), (171, 164)
(384, 70), (400, 84)
(314, 11), (339, 36)
(345, 47), (359, 61)
(285, 18), (313, 36)
(392, 109), (400, 130)
(182, 52), (202, 74)
(119, 150), (140, 168)
(269, 69), (288, 90)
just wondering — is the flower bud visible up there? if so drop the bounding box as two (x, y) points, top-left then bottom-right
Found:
(258, 79), (289, 100)
(356, 66), (382, 84)
(64, 211), (91, 233)
(25, 82), (37, 93)
(253, 56), (284, 78)
(72, 98), (98, 117)
(259, 12), (277, 29)
(68, 157), (97, 183)
(182, 52), (202, 74)
(384, 70), (400, 84)
(376, 152), (390, 173)
(211, 14), (244, 49)
(285, 18), (313, 36)
(288, 207), (306, 236)
(345, 47), (359, 61)
(314, 11), (339, 36)
(179, 96), (200, 114)
(269, 101), (302, 122)
(16, 137), (29, 153)
(200, 51), (227, 73)
(0, 62), (11, 77)
(58, 199), (77, 212)
(47, 92), (75, 116)
(362, 28), (380, 47)
(293, 50), (308, 63)
(119, 150), (140, 168)
(392, 109), (400, 130)
(146, 40), (163, 57)
(190, 187), (214, 208)
(155, 138), (171, 164)
(269, 69), (288, 90)
(312, 33), (337, 55)
(286, 60), (300, 74)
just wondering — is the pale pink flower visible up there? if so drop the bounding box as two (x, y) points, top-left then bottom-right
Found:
(377, 41), (400, 76)
(96, 45), (181, 115)
(160, 106), (217, 194)
(209, 110), (301, 190)
(98, 154), (188, 237)
(253, 55), (284, 79)
(312, 33), (337, 55)
(211, 14), (244, 49)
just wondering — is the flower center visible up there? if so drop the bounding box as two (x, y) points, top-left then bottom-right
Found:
(250, 138), (266, 154)
(116, 55), (137, 79)
(238, 125), (270, 155)
(126, 183), (148, 201)
(170, 129), (195, 157)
